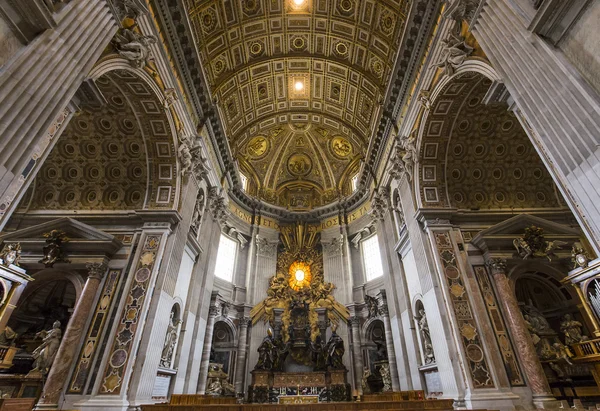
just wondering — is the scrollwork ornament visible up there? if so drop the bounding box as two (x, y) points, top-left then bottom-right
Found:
(209, 305), (220, 317)
(0, 243), (21, 267)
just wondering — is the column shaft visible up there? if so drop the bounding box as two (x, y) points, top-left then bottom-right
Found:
(381, 310), (400, 391)
(350, 318), (364, 395)
(490, 267), (553, 401)
(197, 307), (218, 394)
(37, 263), (107, 408)
(234, 319), (250, 394)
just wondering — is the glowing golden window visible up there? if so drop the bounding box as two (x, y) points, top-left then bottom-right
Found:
(288, 261), (311, 291)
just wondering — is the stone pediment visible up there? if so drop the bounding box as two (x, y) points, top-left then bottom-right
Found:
(0, 218), (122, 266)
(472, 214), (581, 258)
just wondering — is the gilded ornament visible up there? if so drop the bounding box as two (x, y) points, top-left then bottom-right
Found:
(460, 323), (478, 341)
(331, 136), (352, 158)
(450, 282), (466, 298)
(247, 136), (269, 159)
(287, 153), (312, 176)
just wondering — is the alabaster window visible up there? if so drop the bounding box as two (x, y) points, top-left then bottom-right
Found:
(214, 234), (237, 282)
(240, 173), (248, 191)
(351, 174), (359, 192)
(362, 234), (384, 281)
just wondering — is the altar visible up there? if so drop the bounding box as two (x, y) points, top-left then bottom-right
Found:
(248, 370), (350, 403)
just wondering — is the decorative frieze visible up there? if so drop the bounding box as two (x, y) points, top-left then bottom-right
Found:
(433, 232), (494, 388)
(100, 234), (163, 394)
(69, 269), (122, 393)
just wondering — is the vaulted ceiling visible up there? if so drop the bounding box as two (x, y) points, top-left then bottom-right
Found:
(184, 0), (411, 210)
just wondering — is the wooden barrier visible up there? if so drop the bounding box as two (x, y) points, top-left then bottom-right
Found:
(142, 399), (458, 411)
(0, 398), (35, 411)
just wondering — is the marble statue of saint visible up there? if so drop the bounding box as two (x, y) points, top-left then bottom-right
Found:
(431, 33), (473, 76)
(416, 308), (435, 364)
(29, 321), (62, 375)
(0, 326), (17, 346)
(160, 311), (179, 368)
(522, 304), (552, 335)
(113, 28), (157, 69)
(560, 314), (587, 345)
(374, 339), (388, 361)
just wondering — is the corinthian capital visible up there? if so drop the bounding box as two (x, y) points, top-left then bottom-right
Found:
(485, 258), (507, 274)
(86, 262), (108, 280)
(369, 189), (389, 222)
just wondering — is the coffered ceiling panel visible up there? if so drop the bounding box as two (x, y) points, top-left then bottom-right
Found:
(185, 0), (411, 209)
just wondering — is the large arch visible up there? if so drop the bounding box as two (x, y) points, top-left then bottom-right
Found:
(16, 61), (180, 214)
(415, 66), (564, 211)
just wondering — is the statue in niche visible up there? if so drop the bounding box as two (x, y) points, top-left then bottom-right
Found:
(325, 326), (345, 370)
(206, 363), (235, 396)
(560, 314), (588, 345)
(28, 321), (62, 376)
(112, 28), (157, 70)
(379, 363), (392, 392)
(374, 339), (388, 361)
(416, 308), (435, 364)
(522, 304), (552, 342)
(431, 33), (473, 76)
(39, 230), (70, 267)
(160, 311), (180, 368)
(365, 295), (380, 319)
(191, 192), (205, 233)
(0, 326), (17, 346)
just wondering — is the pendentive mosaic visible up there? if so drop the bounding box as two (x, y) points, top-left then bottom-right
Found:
(100, 234), (162, 394)
(433, 232), (494, 388)
(69, 269), (123, 393)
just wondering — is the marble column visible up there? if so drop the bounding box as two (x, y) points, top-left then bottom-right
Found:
(37, 262), (107, 409)
(349, 316), (364, 395)
(197, 305), (219, 394)
(486, 259), (554, 404)
(234, 317), (250, 394)
(379, 300), (400, 391)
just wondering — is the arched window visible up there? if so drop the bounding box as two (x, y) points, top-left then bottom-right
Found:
(362, 235), (384, 281)
(214, 234), (238, 282)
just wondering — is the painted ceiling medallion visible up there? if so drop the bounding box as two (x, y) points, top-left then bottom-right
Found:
(247, 136), (269, 159)
(331, 136), (352, 158)
(287, 153), (312, 176)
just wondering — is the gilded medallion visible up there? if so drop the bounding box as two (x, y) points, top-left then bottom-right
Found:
(331, 136), (352, 158)
(287, 153), (312, 176)
(247, 136), (269, 159)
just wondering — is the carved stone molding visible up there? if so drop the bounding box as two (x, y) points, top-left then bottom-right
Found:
(322, 236), (344, 257)
(369, 189), (389, 222)
(256, 236), (278, 259)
